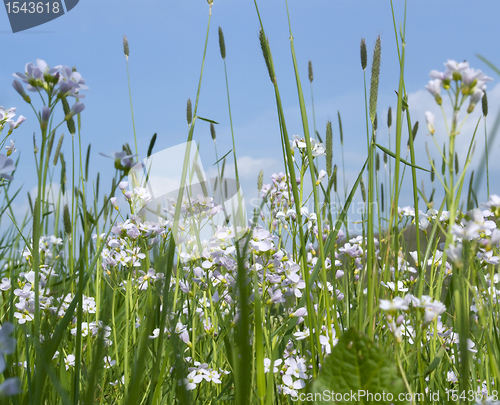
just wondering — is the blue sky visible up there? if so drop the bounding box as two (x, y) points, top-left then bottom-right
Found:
(1, 0), (500, 223)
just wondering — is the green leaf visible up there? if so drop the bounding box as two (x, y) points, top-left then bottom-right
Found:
(425, 346), (445, 376)
(310, 328), (405, 404)
(213, 149), (232, 166)
(375, 143), (431, 173)
(195, 116), (219, 124)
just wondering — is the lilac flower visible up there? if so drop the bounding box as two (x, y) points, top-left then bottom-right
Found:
(250, 227), (274, 252)
(64, 102), (85, 120)
(58, 66), (88, 98)
(110, 197), (119, 210)
(13, 59), (62, 92)
(100, 151), (136, 170)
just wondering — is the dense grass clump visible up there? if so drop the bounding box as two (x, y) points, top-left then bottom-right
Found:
(0, 1), (499, 404)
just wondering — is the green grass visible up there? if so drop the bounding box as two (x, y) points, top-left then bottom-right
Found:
(0, 1), (499, 404)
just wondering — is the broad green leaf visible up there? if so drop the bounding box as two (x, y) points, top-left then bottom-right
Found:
(310, 328), (405, 404)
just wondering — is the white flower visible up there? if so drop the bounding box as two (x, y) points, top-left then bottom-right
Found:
(425, 111), (435, 134)
(149, 328), (160, 339)
(425, 79), (442, 104)
(264, 358), (283, 373)
(103, 356), (116, 369)
(447, 370), (458, 383)
(13, 311), (34, 324)
(5, 140), (16, 156)
(65, 354), (75, 370)
(180, 370), (203, 391)
(281, 374), (305, 397)
(379, 297), (409, 311)
(316, 169), (327, 185)
(381, 281), (408, 292)
(0, 278), (11, 291)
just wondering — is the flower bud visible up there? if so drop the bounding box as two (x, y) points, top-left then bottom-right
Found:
(467, 89), (483, 114)
(41, 106), (51, 130)
(396, 314), (405, 326)
(425, 111), (435, 135)
(12, 80), (31, 103)
(110, 197), (119, 210)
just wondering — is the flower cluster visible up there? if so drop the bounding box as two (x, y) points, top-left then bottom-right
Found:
(425, 59), (492, 113)
(13, 59), (88, 100)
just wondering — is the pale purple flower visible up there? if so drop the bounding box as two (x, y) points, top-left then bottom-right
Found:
(250, 227), (274, 252)
(65, 102), (85, 120)
(100, 151), (136, 170)
(290, 307), (307, 318)
(58, 66), (88, 98)
(0, 378), (21, 397)
(110, 197), (118, 210)
(13, 59), (62, 92)
(0, 155), (16, 181)
(40, 106), (51, 130)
